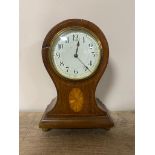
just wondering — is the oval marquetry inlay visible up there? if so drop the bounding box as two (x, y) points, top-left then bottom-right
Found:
(69, 88), (83, 112)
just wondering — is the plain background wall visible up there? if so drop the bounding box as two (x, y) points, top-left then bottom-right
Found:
(19, 0), (134, 111)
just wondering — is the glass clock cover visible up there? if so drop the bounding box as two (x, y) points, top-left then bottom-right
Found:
(50, 28), (102, 80)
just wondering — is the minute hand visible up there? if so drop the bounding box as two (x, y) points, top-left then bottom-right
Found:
(77, 57), (91, 72)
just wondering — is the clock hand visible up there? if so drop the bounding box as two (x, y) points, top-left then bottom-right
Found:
(77, 57), (91, 72)
(74, 41), (80, 58)
(73, 41), (91, 72)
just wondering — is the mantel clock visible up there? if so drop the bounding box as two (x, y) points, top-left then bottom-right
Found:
(39, 19), (114, 130)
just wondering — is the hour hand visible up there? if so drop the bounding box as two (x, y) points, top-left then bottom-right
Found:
(77, 41), (80, 47)
(74, 41), (80, 58)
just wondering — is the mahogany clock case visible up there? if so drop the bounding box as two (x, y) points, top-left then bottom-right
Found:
(39, 19), (114, 130)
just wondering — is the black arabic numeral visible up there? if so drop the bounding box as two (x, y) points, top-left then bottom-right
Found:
(83, 37), (85, 43)
(91, 52), (96, 57)
(74, 70), (78, 74)
(89, 43), (93, 49)
(66, 67), (69, 72)
(56, 52), (60, 58)
(85, 66), (88, 71)
(73, 34), (78, 41)
(58, 44), (63, 50)
(65, 37), (69, 43)
(89, 60), (92, 66)
(60, 61), (64, 66)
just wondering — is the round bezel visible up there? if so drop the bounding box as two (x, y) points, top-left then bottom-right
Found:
(48, 26), (102, 80)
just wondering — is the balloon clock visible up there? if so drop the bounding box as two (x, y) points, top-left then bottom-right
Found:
(39, 19), (114, 130)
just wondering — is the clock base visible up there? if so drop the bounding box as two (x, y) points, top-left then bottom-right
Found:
(39, 98), (114, 130)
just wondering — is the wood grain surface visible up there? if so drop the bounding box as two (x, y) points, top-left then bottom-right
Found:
(40, 19), (113, 129)
(42, 19), (109, 116)
(20, 112), (135, 155)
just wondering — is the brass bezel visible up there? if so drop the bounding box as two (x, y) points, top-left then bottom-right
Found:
(48, 26), (103, 81)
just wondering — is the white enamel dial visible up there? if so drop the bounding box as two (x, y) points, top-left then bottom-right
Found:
(50, 28), (102, 80)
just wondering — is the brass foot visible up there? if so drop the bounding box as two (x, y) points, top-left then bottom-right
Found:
(42, 128), (51, 132)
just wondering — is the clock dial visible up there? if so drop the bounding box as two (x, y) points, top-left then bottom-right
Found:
(50, 28), (102, 80)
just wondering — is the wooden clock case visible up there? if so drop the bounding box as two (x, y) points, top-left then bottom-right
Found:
(39, 19), (114, 130)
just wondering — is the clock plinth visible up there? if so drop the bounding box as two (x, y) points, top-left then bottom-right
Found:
(39, 98), (114, 129)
